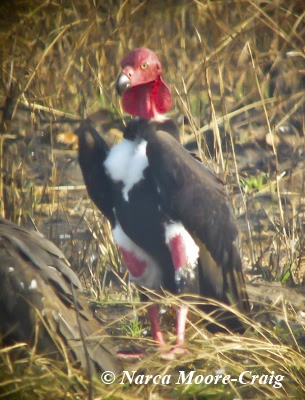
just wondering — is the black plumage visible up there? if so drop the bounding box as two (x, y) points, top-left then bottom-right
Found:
(78, 117), (249, 336)
(77, 121), (177, 294)
(77, 123), (115, 227)
(127, 119), (249, 327)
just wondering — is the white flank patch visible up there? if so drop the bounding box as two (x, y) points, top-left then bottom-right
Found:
(164, 221), (199, 268)
(112, 223), (162, 288)
(104, 139), (148, 201)
(8, 267), (14, 272)
(28, 279), (38, 290)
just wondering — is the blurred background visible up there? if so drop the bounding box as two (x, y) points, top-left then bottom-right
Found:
(1, 0), (305, 285)
(0, 1), (305, 397)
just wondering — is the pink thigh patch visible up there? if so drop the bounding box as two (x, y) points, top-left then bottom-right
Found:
(120, 247), (146, 278)
(169, 235), (186, 271)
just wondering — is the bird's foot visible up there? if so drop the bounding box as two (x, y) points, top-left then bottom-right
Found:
(117, 347), (145, 359)
(161, 345), (189, 360)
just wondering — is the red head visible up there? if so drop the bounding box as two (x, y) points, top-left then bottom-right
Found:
(116, 48), (172, 120)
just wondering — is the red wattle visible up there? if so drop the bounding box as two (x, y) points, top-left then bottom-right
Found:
(122, 77), (172, 119)
(120, 247), (146, 277)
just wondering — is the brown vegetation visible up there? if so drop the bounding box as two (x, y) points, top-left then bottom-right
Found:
(0, 0), (305, 398)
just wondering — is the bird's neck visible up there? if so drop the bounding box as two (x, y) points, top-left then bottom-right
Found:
(122, 77), (172, 120)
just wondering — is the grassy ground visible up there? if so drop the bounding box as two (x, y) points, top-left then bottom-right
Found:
(1, 0), (305, 398)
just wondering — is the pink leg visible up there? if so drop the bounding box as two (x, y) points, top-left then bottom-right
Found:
(117, 304), (165, 359)
(161, 305), (189, 360)
(148, 304), (165, 346)
(176, 305), (188, 346)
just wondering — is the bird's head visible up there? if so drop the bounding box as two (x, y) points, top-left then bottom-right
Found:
(116, 48), (172, 120)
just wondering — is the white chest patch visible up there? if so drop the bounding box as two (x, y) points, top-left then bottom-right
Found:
(104, 139), (148, 201)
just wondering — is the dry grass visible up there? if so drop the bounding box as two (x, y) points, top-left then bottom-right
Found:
(0, 0), (305, 398)
(1, 296), (305, 399)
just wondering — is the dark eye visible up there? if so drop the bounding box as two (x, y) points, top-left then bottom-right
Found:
(140, 62), (148, 70)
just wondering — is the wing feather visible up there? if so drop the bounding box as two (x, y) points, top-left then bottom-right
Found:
(77, 123), (115, 226)
(144, 126), (237, 265)
(136, 119), (249, 319)
(0, 218), (121, 375)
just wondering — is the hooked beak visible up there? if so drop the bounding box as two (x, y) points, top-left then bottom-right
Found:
(116, 73), (131, 96)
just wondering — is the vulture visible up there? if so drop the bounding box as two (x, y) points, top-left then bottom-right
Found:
(0, 217), (121, 375)
(78, 48), (249, 357)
